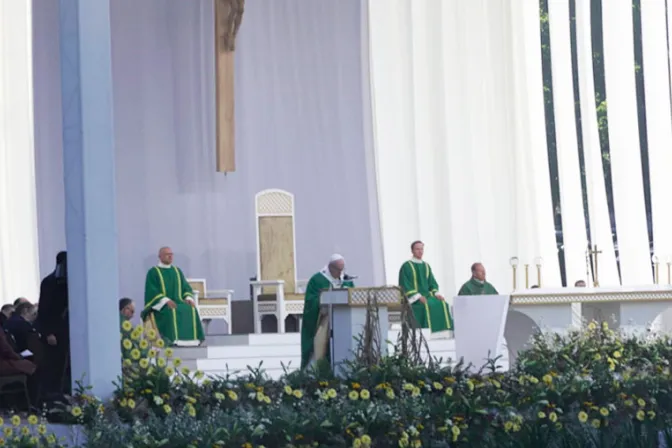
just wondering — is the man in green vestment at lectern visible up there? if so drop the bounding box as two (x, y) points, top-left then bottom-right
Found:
(398, 241), (453, 335)
(142, 247), (205, 346)
(301, 254), (355, 369)
(457, 262), (499, 296)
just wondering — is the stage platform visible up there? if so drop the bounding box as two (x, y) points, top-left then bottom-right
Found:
(173, 331), (509, 379)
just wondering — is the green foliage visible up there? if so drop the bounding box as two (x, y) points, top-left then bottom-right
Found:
(38, 321), (672, 447)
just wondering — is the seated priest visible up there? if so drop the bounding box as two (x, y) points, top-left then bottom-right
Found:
(301, 254), (355, 369)
(141, 247), (205, 347)
(457, 262), (498, 295)
(399, 241), (453, 336)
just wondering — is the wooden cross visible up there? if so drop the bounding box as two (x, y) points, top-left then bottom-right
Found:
(215, 0), (245, 173)
(588, 245), (603, 287)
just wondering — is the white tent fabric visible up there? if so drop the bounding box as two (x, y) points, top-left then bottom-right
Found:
(574, 0), (620, 286)
(367, 0), (560, 296)
(601, 0), (652, 285)
(0, 1), (41, 304)
(548, 0), (589, 286)
(641, 0), (672, 266)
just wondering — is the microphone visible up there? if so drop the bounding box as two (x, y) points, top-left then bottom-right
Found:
(343, 274), (358, 281)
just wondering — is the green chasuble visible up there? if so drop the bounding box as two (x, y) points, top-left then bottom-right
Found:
(300, 270), (354, 369)
(457, 278), (499, 296)
(141, 265), (205, 345)
(398, 260), (453, 332)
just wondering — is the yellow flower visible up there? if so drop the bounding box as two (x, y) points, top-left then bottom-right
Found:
(10, 415), (20, 427)
(29, 437), (38, 445)
(353, 438), (362, 448)
(403, 383), (414, 391)
(504, 421), (514, 432)
(386, 389), (395, 399)
(130, 348), (141, 360)
(292, 389), (303, 399)
(528, 376), (539, 385)
(263, 396), (271, 404)
(549, 412), (558, 423)
(156, 339), (165, 348)
(227, 390), (239, 401)
(185, 395), (197, 404)
(157, 358), (167, 368)
(188, 406), (196, 417)
(181, 367), (191, 375)
(445, 387), (453, 397)
(602, 321), (609, 330)
(173, 358), (182, 367)
(283, 385), (293, 395)
(148, 349), (158, 358)
(21, 427), (30, 436)
(613, 350), (622, 359)
(27, 415), (38, 425)
(122, 320), (133, 331)
(146, 328), (157, 340)
(411, 387), (421, 397)
(3, 427), (11, 437)
(351, 382), (361, 390)
(593, 353), (602, 361)
(588, 322), (597, 331)
(122, 339), (133, 350)
(349, 390), (359, 400)
(327, 388), (337, 398)
(466, 379), (475, 391)
(139, 339), (149, 350)
(625, 399), (634, 407)
(163, 404), (172, 414)
(591, 419), (601, 429)
(130, 330), (141, 341)
(214, 392), (225, 401)
(360, 389), (370, 400)
(451, 424), (460, 436)
(538, 411), (546, 419)
(127, 399), (136, 409)
(165, 366), (175, 376)
(37, 424), (47, 435)
(98, 404), (105, 414)
(71, 406), (83, 417)
(542, 374), (553, 385)
(636, 410), (646, 421)
(123, 358), (132, 367)
(578, 411), (588, 423)
(194, 370), (204, 379)
(432, 382), (443, 390)
(648, 410), (656, 420)
(139, 358), (150, 369)
(361, 434), (372, 446)
(637, 398), (646, 408)
(46, 434), (56, 444)
(600, 407), (609, 417)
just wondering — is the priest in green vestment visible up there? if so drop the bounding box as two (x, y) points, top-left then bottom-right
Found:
(300, 254), (355, 369)
(398, 241), (453, 334)
(141, 247), (205, 346)
(457, 262), (499, 295)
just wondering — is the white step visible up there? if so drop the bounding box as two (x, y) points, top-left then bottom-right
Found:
(197, 356), (301, 372)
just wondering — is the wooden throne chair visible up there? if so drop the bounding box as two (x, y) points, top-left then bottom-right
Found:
(187, 278), (233, 335)
(251, 189), (306, 333)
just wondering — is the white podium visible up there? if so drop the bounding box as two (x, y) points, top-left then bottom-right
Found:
(319, 287), (401, 374)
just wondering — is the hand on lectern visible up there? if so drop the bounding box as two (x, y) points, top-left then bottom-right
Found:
(435, 293), (445, 301)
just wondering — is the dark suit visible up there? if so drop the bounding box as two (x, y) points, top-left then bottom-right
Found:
(37, 273), (70, 395)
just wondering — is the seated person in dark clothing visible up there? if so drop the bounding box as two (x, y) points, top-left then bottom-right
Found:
(5, 303), (39, 354)
(0, 305), (14, 327)
(0, 325), (38, 406)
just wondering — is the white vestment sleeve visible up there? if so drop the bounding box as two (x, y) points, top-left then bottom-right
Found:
(407, 293), (422, 304)
(152, 297), (170, 311)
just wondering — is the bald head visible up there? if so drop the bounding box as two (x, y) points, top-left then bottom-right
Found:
(471, 262), (486, 281)
(158, 247), (174, 265)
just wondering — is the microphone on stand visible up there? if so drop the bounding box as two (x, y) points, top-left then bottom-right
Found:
(343, 273), (358, 281)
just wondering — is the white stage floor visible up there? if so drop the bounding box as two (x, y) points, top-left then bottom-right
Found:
(172, 331), (509, 379)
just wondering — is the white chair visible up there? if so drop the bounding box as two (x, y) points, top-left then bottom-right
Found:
(187, 278), (233, 334)
(251, 189), (306, 333)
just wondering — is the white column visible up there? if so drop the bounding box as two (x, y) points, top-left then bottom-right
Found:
(641, 0), (672, 266)
(575, 0), (619, 286)
(601, 0), (652, 285)
(548, 0), (589, 284)
(0, 1), (41, 304)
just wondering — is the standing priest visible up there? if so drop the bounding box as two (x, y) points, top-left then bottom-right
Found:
(142, 247), (205, 346)
(301, 254), (355, 369)
(399, 241), (453, 335)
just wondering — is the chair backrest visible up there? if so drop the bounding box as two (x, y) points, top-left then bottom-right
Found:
(187, 279), (207, 300)
(255, 189), (297, 294)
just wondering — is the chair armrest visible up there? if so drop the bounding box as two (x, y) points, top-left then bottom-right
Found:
(296, 279), (308, 293)
(250, 280), (285, 287)
(205, 289), (234, 300)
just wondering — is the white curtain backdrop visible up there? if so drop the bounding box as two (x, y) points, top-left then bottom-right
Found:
(641, 0), (672, 265)
(574, 0), (620, 286)
(601, 0), (652, 285)
(548, 0), (589, 286)
(0, 1), (41, 304)
(33, 0), (383, 301)
(367, 0), (560, 296)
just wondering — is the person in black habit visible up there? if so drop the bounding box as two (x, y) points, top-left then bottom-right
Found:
(37, 251), (71, 397)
